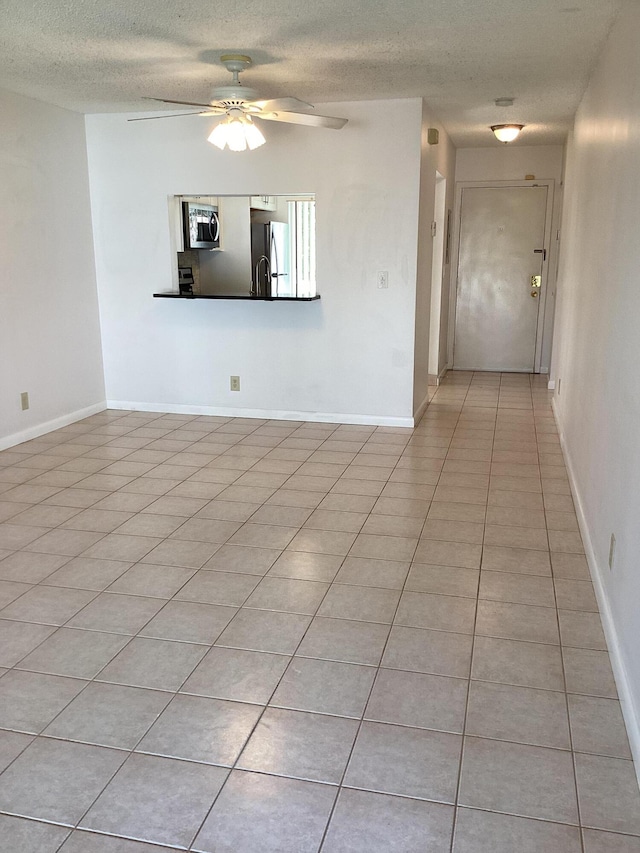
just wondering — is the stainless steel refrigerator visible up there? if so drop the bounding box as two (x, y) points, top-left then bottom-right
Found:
(251, 222), (290, 298)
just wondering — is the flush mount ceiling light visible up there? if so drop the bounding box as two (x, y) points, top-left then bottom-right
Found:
(207, 111), (266, 151)
(491, 124), (524, 143)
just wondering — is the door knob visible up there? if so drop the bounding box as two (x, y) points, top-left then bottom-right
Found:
(531, 290), (539, 298)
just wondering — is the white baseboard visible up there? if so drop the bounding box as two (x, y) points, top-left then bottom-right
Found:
(413, 393), (431, 426)
(428, 365), (449, 387)
(0, 402), (108, 452)
(106, 400), (414, 429)
(552, 398), (640, 784)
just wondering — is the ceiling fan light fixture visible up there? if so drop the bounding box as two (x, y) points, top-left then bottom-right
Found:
(208, 120), (232, 150)
(207, 114), (266, 151)
(491, 124), (524, 143)
(227, 118), (249, 151)
(243, 117), (266, 150)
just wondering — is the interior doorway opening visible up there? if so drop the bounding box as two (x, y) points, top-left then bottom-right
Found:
(429, 171), (447, 382)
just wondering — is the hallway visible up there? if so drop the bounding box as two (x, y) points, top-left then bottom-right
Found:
(0, 372), (638, 851)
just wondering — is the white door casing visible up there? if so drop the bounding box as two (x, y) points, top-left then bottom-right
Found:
(451, 182), (554, 373)
(429, 172), (447, 379)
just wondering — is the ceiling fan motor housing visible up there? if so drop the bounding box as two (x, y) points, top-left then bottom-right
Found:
(209, 85), (259, 105)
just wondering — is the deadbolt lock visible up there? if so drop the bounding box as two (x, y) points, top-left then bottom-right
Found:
(531, 275), (541, 288)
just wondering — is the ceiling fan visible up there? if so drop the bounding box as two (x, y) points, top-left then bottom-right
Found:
(129, 54), (348, 151)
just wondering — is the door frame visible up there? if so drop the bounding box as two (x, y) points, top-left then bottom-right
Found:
(429, 171), (447, 380)
(447, 179), (555, 374)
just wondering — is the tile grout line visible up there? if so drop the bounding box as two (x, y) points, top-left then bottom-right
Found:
(449, 370), (491, 852)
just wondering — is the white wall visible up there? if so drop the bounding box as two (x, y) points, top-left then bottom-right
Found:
(0, 88), (105, 450)
(85, 100), (423, 425)
(412, 105), (457, 416)
(455, 145), (564, 183)
(551, 0), (640, 766)
(453, 145), (564, 373)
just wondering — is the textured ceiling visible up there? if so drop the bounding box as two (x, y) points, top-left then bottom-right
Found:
(0, 0), (622, 146)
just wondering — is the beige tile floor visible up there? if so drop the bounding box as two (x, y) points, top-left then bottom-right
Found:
(0, 371), (639, 852)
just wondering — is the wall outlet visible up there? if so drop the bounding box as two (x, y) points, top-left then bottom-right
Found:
(609, 533), (616, 570)
(377, 271), (389, 289)
(20, 392), (29, 411)
(230, 375), (240, 392)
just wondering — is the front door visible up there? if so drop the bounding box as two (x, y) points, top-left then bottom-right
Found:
(453, 185), (548, 372)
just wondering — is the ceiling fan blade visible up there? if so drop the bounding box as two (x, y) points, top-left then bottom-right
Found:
(143, 96), (224, 110)
(251, 97), (314, 113)
(258, 110), (347, 130)
(128, 112), (208, 122)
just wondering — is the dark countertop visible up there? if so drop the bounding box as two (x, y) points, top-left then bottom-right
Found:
(153, 292), (321, 302)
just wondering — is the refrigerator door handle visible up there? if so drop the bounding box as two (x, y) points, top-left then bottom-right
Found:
(270, 232), (278, 296)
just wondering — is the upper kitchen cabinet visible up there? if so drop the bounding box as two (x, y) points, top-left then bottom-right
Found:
(250, 195), (277, 211)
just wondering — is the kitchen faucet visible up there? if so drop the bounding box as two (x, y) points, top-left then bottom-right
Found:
(254, 255), (271, 297)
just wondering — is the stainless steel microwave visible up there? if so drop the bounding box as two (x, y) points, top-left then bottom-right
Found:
(182, 201), (220, 250)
